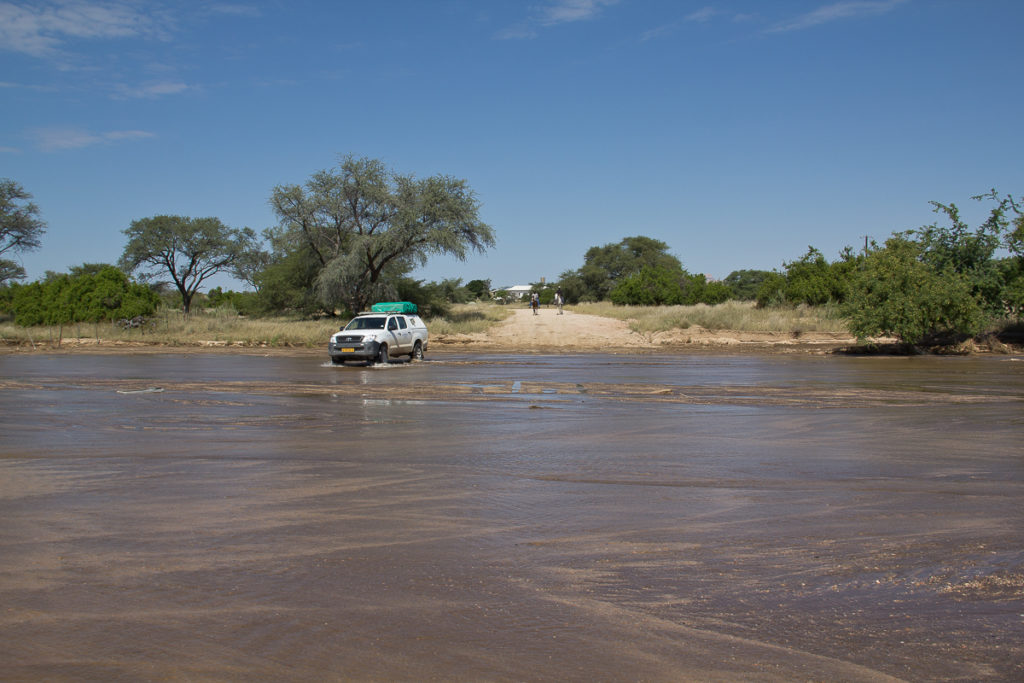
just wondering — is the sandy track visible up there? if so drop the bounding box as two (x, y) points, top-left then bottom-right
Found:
(434, 306), (857, 352)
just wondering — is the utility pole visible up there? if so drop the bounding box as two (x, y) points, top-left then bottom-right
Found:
(862, 235), (870, 255)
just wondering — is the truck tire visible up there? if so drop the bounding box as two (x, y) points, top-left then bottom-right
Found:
(376, 343), (389, 364)
(410, 341), (423, 361)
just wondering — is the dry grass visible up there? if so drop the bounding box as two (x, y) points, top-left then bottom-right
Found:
(0, 303), (516, 348)
(427, 302), (513, 335)
(0, 308), (339, 348)
(0, 301), (846, 348)
(571, 300), (849, 334)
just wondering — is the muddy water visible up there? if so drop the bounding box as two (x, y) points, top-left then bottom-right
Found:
(1, 352), (1022, 681)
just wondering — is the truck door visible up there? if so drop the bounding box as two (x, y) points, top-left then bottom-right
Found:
(386, 316), (410, 352)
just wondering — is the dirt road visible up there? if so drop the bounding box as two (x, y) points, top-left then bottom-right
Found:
(434, 306), (856, 352)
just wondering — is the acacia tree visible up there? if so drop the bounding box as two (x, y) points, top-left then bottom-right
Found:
(119, 215), (257, 314)
(0, 179), (47, 285)
(562, 236), (685, 302)
(270, 155), (495, 314)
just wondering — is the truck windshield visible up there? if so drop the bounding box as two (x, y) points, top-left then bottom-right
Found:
(345, 316), (386, 330)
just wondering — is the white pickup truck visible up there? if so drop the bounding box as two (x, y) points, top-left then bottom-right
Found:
(328, 311), (428, 365)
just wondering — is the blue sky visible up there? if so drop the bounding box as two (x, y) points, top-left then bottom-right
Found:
(3, 0), (1023, 290)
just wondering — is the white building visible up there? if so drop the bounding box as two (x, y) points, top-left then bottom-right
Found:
(501, 285), (533, 300)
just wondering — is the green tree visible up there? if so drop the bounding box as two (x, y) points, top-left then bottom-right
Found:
(270, 155), (495, 314)
(723, 269), (773, 300)
(9, 281), (46, 326)
(83, 266), (160, 321)
(609, 266), (684, 306)
(0, 179), (47, 285)
(465, 279), (491, 300)
(564, 236), (685, 301)
(755, 272), (787, 308)
(555, 269), (587, 304)
(842, 237), (986, 345)
(695, 278), (733, 305)
(782, 247), (842, 305)
(119, 215), (257, 315)
(8, 266), (158, 330)
(913, 198), (1005, 314)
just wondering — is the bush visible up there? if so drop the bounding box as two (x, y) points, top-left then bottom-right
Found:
(609, 266), (683, 306)
(842, 237), (987, 344)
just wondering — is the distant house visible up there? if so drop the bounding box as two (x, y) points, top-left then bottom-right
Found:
(501, 285), (533, 300)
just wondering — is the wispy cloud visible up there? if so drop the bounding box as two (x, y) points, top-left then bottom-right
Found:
(206, 3), (261, 18)
(686, 7), (718, 23)
(30, 126), (154, 152)
(768, 0), (909, 33)
(497, 0), (619, 39)
(640, 7), (760, 42)
(0, 0), (168, 58)
(114, 81), (190, 99)
(539, 0), (619, 26)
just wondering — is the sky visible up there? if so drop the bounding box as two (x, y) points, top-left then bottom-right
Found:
(3, 0), (1023, 291)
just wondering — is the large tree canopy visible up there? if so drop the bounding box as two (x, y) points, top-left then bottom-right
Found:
(270, 155), (495, 313)
(119, 215), (257, 314)
(0, 179), (47, 285)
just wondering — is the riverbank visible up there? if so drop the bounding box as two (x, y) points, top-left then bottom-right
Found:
(1, 306), (1019, 356)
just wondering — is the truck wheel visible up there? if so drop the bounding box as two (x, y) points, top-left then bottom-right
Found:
(410, 341), (423, 361)
(376, 343), (389, 364)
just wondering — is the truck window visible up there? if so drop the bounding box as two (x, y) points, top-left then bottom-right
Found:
(397, 317), (408, 329)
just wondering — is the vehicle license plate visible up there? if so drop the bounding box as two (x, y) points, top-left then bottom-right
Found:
(341, 347), (355, 352)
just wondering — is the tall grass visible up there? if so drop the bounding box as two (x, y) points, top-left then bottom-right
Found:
(571, 300), (849, 334)
(427, 302), (513, 335)
(0, 307), (339, 348)
(0, 300), (849, 348)
(0, 302), (516, 348)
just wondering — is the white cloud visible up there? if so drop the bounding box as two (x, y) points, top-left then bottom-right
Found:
(539, 0), (619, 27)
(498, 0), (619, 39)
(30, 126), (154, 151)
(0, 0), (166, 57)
(207, 4), (261, 18)
(768, 0), (909, 33)
(114, 81), (189, 99)
(686, 7), (718, 23)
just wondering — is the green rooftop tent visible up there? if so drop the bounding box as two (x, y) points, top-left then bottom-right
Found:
(370, 301), (419, 314)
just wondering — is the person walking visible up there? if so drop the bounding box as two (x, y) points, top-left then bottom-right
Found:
(530, 292), (539, 315)
(554, 288), (564, 315)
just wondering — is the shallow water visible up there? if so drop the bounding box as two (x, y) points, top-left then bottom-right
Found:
(1, 351), (1022, 681)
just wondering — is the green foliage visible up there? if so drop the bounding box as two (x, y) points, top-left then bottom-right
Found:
(206, 287), (259, 315)
(912, 197), (1006, 314)
(465, 279), (491, 300)
(7, 266), (158, 327)
(270, 155), (495, 314)
(0, 179), (47, 285)
(120, 215), (257, 314)
(699, 279), (734, 305)
(723, 269), (773, 300)
(755, 272), (787, 308)
(996, 257), (1024, 318)
(781, 247), (846, 305)
(842, 237), (986, 344)
(252, 229), (323, 316)
(394, 277), (472, 318)
(609, 266), (684, 306)
(555, 269), (588, 304)
(567, 236), (684, 301)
